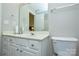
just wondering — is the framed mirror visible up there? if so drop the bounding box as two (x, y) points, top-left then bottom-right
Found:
(19, 3), (48, 33)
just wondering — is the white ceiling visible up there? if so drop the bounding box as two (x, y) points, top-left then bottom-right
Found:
(27, 3), (48, 13)
(49, 3), (76, 9)
(20, 3), (76, 13)
(20, 3), (48, 13)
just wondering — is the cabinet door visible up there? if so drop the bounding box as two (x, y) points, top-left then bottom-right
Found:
(2, 49), (9, 56)
(2, 39), (9, 50)
(8, 44), (20, 56)
(8, 37), (28, 47)
(2, 36), (9, 56)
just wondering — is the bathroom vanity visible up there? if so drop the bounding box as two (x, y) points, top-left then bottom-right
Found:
(1, 3), (50, 56)
(2, 31), (50, 56)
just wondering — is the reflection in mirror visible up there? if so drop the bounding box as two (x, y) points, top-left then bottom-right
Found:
(29, 12), (35, 31)
(19, 3), (48, 32)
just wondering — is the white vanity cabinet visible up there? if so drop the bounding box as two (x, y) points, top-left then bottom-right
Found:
(2, 35), (50, 56)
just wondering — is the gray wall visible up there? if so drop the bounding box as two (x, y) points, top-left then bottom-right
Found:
(48, 3), (79, 55)
(2, 3), (19, 33)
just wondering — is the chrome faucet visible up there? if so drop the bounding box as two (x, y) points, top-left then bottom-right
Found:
(30, 32), (34, 35)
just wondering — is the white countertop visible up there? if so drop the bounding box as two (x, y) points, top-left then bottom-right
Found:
(2, 31), (49, 40)
(52, 37), (78, 41)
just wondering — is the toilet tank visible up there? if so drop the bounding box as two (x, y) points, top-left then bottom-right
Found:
(52, 37), (78, 56)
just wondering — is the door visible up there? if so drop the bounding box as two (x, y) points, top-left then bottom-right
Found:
(29, 12), (34, 31)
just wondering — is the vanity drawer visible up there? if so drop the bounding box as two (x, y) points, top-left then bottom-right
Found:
(15, 38), (28, 47)
(19, 49), (38, 56)
(8, 37), (28, 47)
(29, 40), (41, 51)
(9, 44), (38, 56)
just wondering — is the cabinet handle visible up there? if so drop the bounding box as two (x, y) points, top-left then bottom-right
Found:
(16, 49), (19, 51)
(31, 44), (34, 47)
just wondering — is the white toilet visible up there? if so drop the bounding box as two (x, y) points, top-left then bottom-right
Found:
(52, 37), (78, 56)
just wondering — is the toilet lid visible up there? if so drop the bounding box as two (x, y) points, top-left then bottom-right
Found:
(52, 37), (78, 41)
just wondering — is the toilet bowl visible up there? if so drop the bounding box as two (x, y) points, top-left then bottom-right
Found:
(52, 37), (78, 56)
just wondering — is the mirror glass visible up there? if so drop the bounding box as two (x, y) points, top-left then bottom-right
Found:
(19, 3), (48, 32)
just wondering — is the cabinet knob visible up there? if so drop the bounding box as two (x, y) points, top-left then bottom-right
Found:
(31, 44), (34, 47)
(16, 48), (19, 51)
(20, 50), (23, 53)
